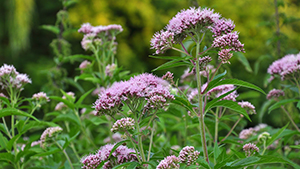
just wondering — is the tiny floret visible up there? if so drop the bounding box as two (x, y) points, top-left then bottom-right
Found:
(212, 31), (245, 52)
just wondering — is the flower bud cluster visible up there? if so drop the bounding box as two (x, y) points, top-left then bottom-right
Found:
(243, 143), (259, 157)
(178, 146), (200, 166)
(238, 101), (256, 115)
(266, 89), (284, 100)
(105, 63), (117, 77)
(111, 117), (135, 133)
(212, 32), (245, 52)
(79, 60), (91, 74)
(81, 144), (139, 169)
(40, 126), (63, 147)
(32, 92), (50, 103)
(157, 155), (180, 169)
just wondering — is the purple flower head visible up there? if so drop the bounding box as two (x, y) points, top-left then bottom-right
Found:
(267, 53), (300, 81)
(111, 117), (135, 133)
(93, 73), (174, 116)
(55, 102), (67, 111)
(266, 89), (285, 100)
(206, 84), (238, 101)
(178, 146), (200, 166)
(218, 49), (233, 64)
(150, 30), (175, 54)
(81, 144), (139, 169)
(162, 71), (174, 84)
(243, 143), (259, 157)
(238, 101), (256, 115)
(32, 92), (50, 102)
(157, 155), (180, 169)
(239, 128), (255, 140)
(210, 18), (235, 37)
(166, 7), (221, 36)
(0, 64), (18, 77)
(79, 60), (91, 73)
(212, 31), (245, 52)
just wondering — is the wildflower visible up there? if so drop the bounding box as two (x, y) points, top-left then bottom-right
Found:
(79, 60), (91, 73)
(150, 30), (175, 54)
(105, 63), (117, 77)
(81, 144), (139, 169)
(0, 64), (18, 77)
(253, 123), (268, 132)
(111, 117), (135, 133)
(218, 49), (233, 64)
(166, 7), (221, 35)
(103, 133), (124, 143)
(162, 71), (174, 84)
(206, 84), (238, 101)
(243, 143), (259, 157)
(266, 89), (284, 100)
(210, 18), (235, 37)
(40, 126), (63, 147)
(212, 31), (245, 52)
(267, 53), (300, 81)
(78, 23), (93, 34)
(62, 91), (75, 100)
(238, 101), (256, 115)
(178, 146), (200, 166)
(93, 73), (174, 116)
(157, 155), (180, 169)
(32, 92), (50, 102)
(239, 128), (255, 140)
(55, 102), (67, 111)
(199, 56), (212, 70)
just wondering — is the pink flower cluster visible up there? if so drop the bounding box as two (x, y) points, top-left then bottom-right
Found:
(210, 19), (235, 37)
(178, 146), (200, 166)
(157, 155), (180, 169)
(81, 144), (139, 169)
(243, 143), (259, 157)
(93, 73), (174, 116)
(239, 128), (255, 140)
(78, 23), (122, 51)
(150, 30), (175, 54)
(212, 32), (244, 52)
(105, 63), (117, 77)
(238, 101), (256, 115)
(111, 117), (135, 133)
(32, 92), (50, 102)
(266, 89), (285, 100)
(218, 49), (233, 64)
(79, 60), (91, 73)
(0, 64), (31, 91)
(267, 53), (300, 81)
(40, 126), (63, 147)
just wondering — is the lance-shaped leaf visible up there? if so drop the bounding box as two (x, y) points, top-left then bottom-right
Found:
(268, 99), (299, 113)
(0, 108), (39, 122)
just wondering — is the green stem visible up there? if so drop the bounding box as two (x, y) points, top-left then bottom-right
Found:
(171, 47), (193, 57)
(134, 112), (146, 162)
(261, 140), (267, 155)
(147, 122), (155, 161)
(219, 116), (242, 143)
(127, 133), (142, 164)
(56, 142), (74, 169)
(195, 41), (209, 163)
(280, 106), (300, 132)
(2, 117), (12, 138)
(214, 107), (219, 143)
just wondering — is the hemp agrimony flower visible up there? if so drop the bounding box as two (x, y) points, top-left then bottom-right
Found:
(243, 143), (259, 157)
(178, 146), (200, 166)
(40, 126), (63, 148)
(239, 128), (256, 140)
(157, 155), (180, 169)
(238, 101), (256, 115)
(266, 89), (285, 100)
(111, 117), (135, 133)
(32, 92), (50, 102)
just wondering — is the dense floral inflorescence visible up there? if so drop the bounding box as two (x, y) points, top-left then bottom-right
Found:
(239, 128), (256, 140)
(157, 155), (180, 169)
(212, 32), (244, 52)
(210, 18), (235, 37)
(243, 143), (259, 157)
(150, 30), (175, 54)
(40, 126), (63, 147)
(93, 73), (174, 116)
(0, 64), (32, 91)
(238, 101), (256, 115)
(266, 89), (285, 100)
(178, 146), (200, 166)
(81, 144), (139, 169)
(32, 92), (50, 102)
(267, 53), (300, 81)
(111, 117), (135, 133)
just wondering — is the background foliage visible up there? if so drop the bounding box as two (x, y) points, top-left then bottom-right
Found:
(0, 0), (300, 127)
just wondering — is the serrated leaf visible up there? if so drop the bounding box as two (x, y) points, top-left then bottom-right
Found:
(40, 25), (59, 34)
(207, 79), (266, 95)
(268, 99), (299, 113)
(234, 52), (252, 73)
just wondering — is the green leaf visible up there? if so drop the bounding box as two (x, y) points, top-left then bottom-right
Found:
(0, 123), (9, 137)
(225, 155), (300, 169)
(49, 96), (75, 109)
(203, 70), (227, 93)
(53, 113), (80, 126)
(172, 95), (196, 112)
(0, 152), (14, 163)
(237, 91), (261, 100)
(88, 117), (108, 126)
(40, 25), (59, 34)
(290, 145), (300, 149)
(62, 0), (78, 7)
(152, 60), (191, 72)
(0, 132), (8, 150)
(234, 52), (252, 73)
(268, 99), (299, 113)
(297, 101), (300, 110)
(0, 108), (39, 121)
(149, 55), (186, 60)
(206, 100), (251, 121)
(76, 89), (94, 106)
(108, 140), (129, 159)
(254, 55), (271, 75)
(207, 79), (266, 95)
(33, 148), (61, 157)
(74, 74), (102, 83)
(64, 78), (85, 93)
(214, 141), (221, 160)
(61, 54), (94, 63)
(112, 161), (139, 169)
(258, 99), (275, 123)
(266, 123), (289, 148)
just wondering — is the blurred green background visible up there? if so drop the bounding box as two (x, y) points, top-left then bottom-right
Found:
(0, 0), (299, 127)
